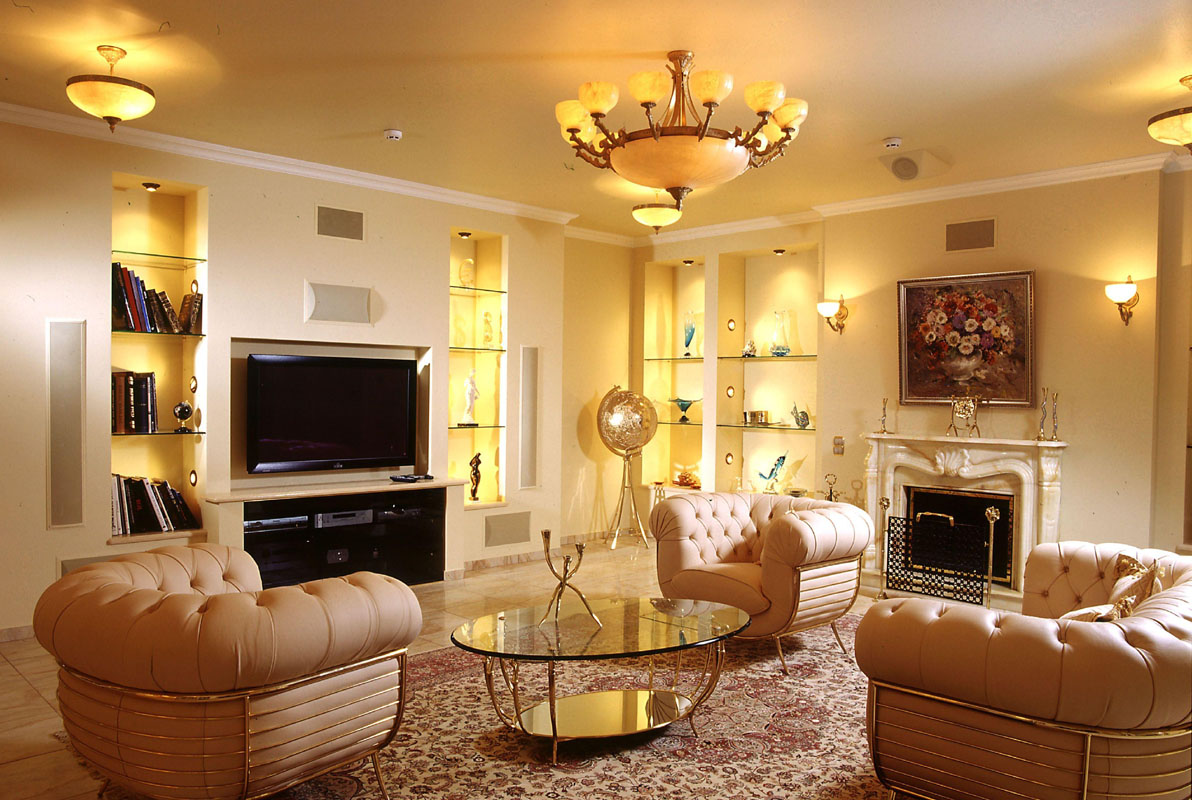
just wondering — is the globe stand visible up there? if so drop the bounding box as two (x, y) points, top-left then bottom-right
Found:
(608, 453), (649, 549)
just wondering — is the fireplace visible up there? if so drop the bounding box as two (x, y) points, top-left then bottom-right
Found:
(905, 486), (1014, 587)
(863, 432), (1067, 601)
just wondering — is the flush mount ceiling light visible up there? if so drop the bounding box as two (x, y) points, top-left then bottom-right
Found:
(1147, 75), (1192, 155)
(141, 182), (160, 192)
(66, 45), (156, 132)
(555, 49), (808, 225)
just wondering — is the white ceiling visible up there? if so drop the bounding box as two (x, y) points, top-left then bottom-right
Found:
(1, 1), (1189, 235)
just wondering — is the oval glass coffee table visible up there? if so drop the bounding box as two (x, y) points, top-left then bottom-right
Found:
(451, 596), (750, 763)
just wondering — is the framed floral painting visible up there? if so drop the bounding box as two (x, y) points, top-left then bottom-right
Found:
(897, 270), (1035, 405)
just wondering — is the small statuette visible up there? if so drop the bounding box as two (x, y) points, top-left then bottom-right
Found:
(824, 473), (838, 502)
(459, 369), (479, 426)
(791, 400), (810, 429)
(758, 452), (787, 494)
(741, 339), (757, 357)
(172, 401), (194, 433)
(482, 311), (494, 348)
(469, 452), (481, 501)
(538, 529), (601, 628)
(877, 397), (889, 434)
(1049, 391), (1060, 441)
(458, 257), (476, 288)
(1036, 387), (1049, 441)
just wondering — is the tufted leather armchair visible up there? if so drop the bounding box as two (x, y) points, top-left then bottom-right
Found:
(649, 492), (874, 671)
(34, 543), (422, 800)
(856, 541), (1192, 800)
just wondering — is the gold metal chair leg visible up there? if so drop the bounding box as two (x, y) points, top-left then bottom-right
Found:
(96, 779), (110, 798)
(774, 636), (789, 675)
(830, 621), (849, 656)
(370, 752), (391, 800)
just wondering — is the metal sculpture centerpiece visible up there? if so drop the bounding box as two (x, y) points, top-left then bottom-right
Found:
(597, 385), (659, 548)
(554, 50), (808, 232)
(537, 529), (601, 628)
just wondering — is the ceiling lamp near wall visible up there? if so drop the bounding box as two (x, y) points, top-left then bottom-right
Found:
(1147, 75), (1192, 155)
(555, 50), (808, 232)
(66, 46), (156, 132)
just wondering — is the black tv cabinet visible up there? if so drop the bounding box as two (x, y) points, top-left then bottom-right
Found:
(243, 488), (444, 588)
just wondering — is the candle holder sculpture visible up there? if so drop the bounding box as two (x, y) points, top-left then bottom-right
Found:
(877, 397), (889, 434)
(1049, 391), (1060, 441)
(1036, 387), (1049, 441)
(538, 529), (601, 628)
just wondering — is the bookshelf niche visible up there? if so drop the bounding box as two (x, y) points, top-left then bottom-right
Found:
(447, 228), (507, 506)
(109, 175), (208, 543)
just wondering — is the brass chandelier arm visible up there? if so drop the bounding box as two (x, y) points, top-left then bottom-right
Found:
(697, 104), (718, 140)
(642, 104), (661, 140)
(567, 132), (613, 169)
(590, 115), (627, 148)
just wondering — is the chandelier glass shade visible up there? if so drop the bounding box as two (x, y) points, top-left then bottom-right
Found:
(556, 50), (807, 229)
(1146, 75), (1192, 155)
(66, 46), (155, 132)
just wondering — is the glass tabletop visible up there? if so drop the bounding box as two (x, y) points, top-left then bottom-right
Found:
(450, 596), (750, 661)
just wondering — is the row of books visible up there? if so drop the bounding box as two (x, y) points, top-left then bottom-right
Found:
(112, 262), (203, 334)
(111, 474), (200, 536)
(111, 370), (159, 433)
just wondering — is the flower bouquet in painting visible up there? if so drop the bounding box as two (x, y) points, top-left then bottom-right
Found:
(898, 271), (1034, 405)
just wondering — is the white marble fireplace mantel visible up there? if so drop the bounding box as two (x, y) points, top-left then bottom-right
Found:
(863, 432), (1067, 592)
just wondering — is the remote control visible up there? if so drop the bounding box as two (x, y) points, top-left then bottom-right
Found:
(390, 474), (434, 483)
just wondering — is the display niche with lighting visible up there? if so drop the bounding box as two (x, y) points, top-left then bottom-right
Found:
(447, 229), (507, 506)
(640, 259), (705, 493)
(109, 175), (208, 544)
(714, 247), (819, 495)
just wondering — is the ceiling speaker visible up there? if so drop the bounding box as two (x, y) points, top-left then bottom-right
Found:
(879, 148), (950, 181)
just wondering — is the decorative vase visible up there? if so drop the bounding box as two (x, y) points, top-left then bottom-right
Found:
(683, 311), (696, 357)
(769, 310), (790, 357)
(940, 352), (983, 383)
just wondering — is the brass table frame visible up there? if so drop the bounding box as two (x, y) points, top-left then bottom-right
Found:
(480, 639), (729, 764)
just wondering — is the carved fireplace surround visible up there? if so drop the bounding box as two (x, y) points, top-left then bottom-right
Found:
(863, 433), (1067, 602)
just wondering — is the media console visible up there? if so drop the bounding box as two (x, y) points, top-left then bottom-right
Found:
(243, 487), (444, 588)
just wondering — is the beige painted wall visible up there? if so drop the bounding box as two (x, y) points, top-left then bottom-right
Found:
(560, 238), (633, 537)
(0, 121), (567, 630)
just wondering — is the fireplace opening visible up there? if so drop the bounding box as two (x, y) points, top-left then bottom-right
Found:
(905, 486), (1014, 588)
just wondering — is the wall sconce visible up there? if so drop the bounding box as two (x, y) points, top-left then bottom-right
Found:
(1105, 276), (1140, 326)
(816, 295), (849, 334)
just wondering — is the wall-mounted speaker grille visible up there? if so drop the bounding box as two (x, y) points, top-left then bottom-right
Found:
(304, 281), (373, 324)
(316, 206), (365, 240)
(946, 219), (996, 251)
(485, 512), (531, 547)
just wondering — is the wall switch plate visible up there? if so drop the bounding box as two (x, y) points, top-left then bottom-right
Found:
(833, 435), (845, 455)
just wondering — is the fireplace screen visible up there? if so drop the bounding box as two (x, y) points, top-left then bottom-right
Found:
(885, 515), (990, 605)
(906, 486), (1013, 587)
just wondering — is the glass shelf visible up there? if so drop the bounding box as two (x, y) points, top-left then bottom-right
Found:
(717, 354), (817, 362)
(113, 329), (204, 339)
(717, 424), (816, 432)
(658, 421), (703, 427)
(644, 356), (703, 362)
(112, 430), (206, 437)
(449, 285), (506, 297)
(449, 346), (506, 353)
(111, 250), (206, 270)
(449, 425), (505, 431)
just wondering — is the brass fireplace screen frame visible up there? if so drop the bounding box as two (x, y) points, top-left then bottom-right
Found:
(906, 485), (1015, 586)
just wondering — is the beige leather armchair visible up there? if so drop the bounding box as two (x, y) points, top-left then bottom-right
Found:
(856, 541), (1192, 800)
(649, 492), (874, 671)
(34, 543), (423, 800)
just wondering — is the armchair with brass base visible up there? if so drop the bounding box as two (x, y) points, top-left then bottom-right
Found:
(649, 492), (874, 672)
(34, 543), (423, 800)
(856, 541), (1192, 800)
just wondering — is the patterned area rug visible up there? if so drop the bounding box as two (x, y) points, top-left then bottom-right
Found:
(83, 615), (884, 799)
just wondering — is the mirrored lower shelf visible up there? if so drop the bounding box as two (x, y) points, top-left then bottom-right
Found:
(717, 424), (816, 432)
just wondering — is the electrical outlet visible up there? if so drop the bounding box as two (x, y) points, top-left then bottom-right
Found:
(832, 435), (845, 455)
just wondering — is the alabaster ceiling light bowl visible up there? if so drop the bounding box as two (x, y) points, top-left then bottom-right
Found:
(556, 50), (808, 232)
(66, 45), (156, 132)
(1147, 75), (1192, 155)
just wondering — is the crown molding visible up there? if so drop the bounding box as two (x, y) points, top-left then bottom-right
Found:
(1161, 152), (1192, 172)
(0, 102), (579, 225)
(562, 227), (638, 248)
(636, 210), (824, 247)
(812, 152), (1174, 217)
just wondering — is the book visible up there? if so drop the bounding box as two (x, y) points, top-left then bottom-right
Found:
(146, 290), (172, 334)
(111, 370), (133, 433)
(111, 263), (132, 331)
(120, 267), (143, 331)
(165, 484), (201, 530)
(146, 372), (158, 432)
(157, 291), (184, 333)
(141, 478), (170, 531)
(136, 278), (156, 333)
(179, 293), (195, 332)
(123, 477), (160, 533)
(187, 292), (203, 334)
(110, 475), (120, 536)
(131, 372), (157, 433)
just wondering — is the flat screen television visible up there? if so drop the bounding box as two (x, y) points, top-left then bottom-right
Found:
(246, 354), (417, 474)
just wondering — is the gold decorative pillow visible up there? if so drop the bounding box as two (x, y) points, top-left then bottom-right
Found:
(1107, 554), (1164, 610)
(1060, 595), (1136, 622)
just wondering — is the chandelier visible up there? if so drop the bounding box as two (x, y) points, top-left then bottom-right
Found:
(555, 50), (807, 232)
(1147, 75), (1192, 155)
(66, 46), (156, 132)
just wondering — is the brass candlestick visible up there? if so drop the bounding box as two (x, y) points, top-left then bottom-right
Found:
(1036, 387), (1049, 441)
(1049, 391), (1060, 441)
(538, 529), (601, 628)
(983, 507), (1000, 609)
(876, 496), (891, 600)
(877, 397), (889, 433)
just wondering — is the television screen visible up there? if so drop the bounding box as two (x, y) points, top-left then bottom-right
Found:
(246, 354), (417, 474)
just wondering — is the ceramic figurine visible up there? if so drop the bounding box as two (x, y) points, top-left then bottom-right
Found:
(483, 311), (494, 348)
(742, 339), (758, 357)
(791, 400), (810, 429)
(460, 369), (479, 426)
(758, 452), (787, 494)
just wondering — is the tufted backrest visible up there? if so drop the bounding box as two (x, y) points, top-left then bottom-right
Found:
(34, 543), (422, 694)
(1022, 541), (1192, 619)
(650, 492), (864, 591)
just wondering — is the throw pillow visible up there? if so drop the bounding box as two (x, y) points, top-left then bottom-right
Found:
(1107, 554), (1164, 610)
(1060, 596), (1135, 623)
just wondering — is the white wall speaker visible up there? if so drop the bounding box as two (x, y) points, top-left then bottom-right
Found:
(304, 281), (373, 324)
(878, 148), (951, 181)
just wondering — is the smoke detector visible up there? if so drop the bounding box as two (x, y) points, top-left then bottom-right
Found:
(383, 129), (403, 141)
(882, 137), (902, 149)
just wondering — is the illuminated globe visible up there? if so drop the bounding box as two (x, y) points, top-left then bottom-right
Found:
(597, 385), (658, 457)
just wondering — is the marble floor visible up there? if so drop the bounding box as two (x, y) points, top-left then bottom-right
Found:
(0, 539), (871, 798)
